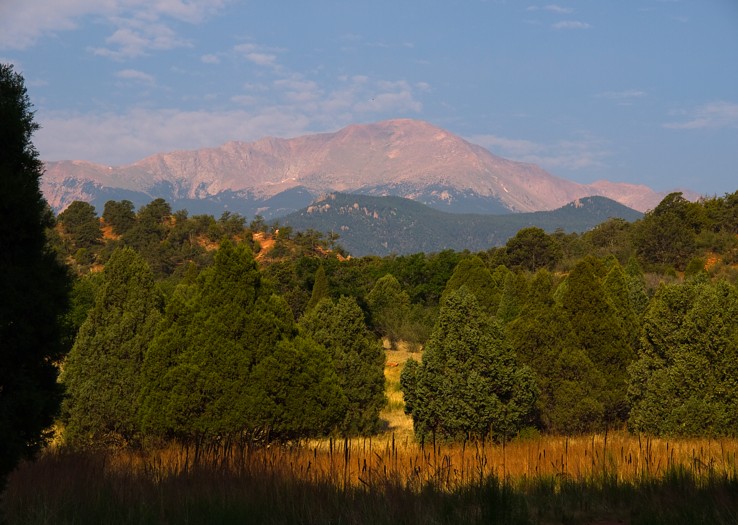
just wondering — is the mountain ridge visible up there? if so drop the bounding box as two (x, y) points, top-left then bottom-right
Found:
(279, 192), (643, 257)
(41, 119), (684, 216)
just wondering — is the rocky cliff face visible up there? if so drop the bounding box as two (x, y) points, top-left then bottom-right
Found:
(41, 118), (672, 214)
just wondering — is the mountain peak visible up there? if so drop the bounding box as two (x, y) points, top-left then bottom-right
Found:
(42, 119), (672, 215)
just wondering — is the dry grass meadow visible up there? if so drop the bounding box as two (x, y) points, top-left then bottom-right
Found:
(3, 345), (738, 524)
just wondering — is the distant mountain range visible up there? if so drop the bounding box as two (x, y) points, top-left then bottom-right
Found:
(41, 119), (683, 218)
(279, 193), (643, 256)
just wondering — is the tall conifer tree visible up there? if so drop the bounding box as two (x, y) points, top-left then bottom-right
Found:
(61, 247), (161, 445)
(0, 63), (70, 485)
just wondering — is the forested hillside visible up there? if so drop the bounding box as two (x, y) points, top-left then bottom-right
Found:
(46, 189), (738, 449)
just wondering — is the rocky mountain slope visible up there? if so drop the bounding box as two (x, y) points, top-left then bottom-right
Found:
(42, 119), (673, 216)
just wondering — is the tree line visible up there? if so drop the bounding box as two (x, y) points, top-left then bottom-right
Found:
(50, 187), (738, 448)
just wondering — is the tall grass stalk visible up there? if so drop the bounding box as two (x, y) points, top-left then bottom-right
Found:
(3, 434), (738, 524)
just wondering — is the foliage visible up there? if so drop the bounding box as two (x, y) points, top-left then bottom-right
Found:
(138, 240), (305, 445)
(299, 296), (386, 435)
(367, 273), (411, 344)
(507, 270), (605, 433)
(632, 192), (705, 270)
(503, 226), (562, 271)
(401, 287), (537, 441)
(61, 247), (162, 446)
(0, 63), (70, 486)
(441, 255), (504, 316)
(305, 264), (330, 313)
(628, 279), (738, 436)
(57, 201), (103, 251)
(102, 199), (136, 235)
(561, 256), (635, 425)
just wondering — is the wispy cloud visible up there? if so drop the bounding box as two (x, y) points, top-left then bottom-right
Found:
(200, 53), (220, 64)
(527, 4), (574, 14)
(468, 133), (609, 170)
(664, 101), (738, 130)
(35, 73), (427, 165)
(595, 90), (646, 105)
(234, 43), (280, 68)
(552, 20), (591, 30)
(0, 0), (227, 54)
(115, 68), (156, 84)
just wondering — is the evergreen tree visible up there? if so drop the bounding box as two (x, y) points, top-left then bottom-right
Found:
(61, 247), (162, 446)
(401, 287), (537, 442)
(0, 63), (70, 486)
(442, 256), (504, 316)
(508, 270), (605, 433)
(140, 241), (290, 442)
(561, 256), (634, 424)
(300, 296), (386, 434)
(628, 280), (738, 436)
(496, 271), (528, 325)
(248, 336), (347, 441)
(102, 200), (136, 235)
(57, 200), (102, 250)
(367, 273), (411, 344)
(504, 227), (562, 271)
(305, 264), (329, 312)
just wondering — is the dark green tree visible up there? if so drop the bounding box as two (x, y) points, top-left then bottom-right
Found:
(442, 256), (504, 316)
(496, 271), (528, 325)
(102, 200), (136, 235)
(561, 256), (635, 424)
(139, 240), (322, 447)
(300, 296), (386, 435)
(401, 287), (537, 442)
(504, 227), (562, 271)
(508, 270), (605, 433)
(632, 192), (704, 270)
(305, 264), (330, 312)
(628, 280), (738, 436)
(0, 63), (70, 486)
(57, 200), (102, 250)
(367, 273), (411, 344)
(61, 247), (162, 446)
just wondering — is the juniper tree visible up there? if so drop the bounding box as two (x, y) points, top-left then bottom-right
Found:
(401, 287), (537, 442)
(61, 247), (162, 446)
(0, 63), (70, 486)
(300, 296), (386, 435)
(628, 279), (738, 436)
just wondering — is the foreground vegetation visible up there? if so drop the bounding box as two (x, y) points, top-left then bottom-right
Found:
(4, 434), (738, 524)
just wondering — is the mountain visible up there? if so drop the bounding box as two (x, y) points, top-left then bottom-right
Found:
(279, 193), (643, 256)
(42, 119), (674, 217)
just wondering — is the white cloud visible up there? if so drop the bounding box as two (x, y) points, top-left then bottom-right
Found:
(468, 133), (609, 170)
(527, 4), (574, 14)
(35, 74), (427, 165)
(201, 53), (220, 64)
(0, 0), (227, 54)
(596, 89), (646, 100)
(552, 20), (591, 29)
(664, 101), (738, 130)
(115, 68), (155, 84)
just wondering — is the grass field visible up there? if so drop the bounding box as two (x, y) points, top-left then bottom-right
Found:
(3, 346), (738, 524)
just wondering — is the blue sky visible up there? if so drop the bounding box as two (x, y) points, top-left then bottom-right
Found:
(1, 0), (736, 196)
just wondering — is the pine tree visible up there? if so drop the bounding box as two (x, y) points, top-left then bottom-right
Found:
(61, 247), (162, 446)
(0, 63), (70, 485)
(401, 287), (537, 441)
